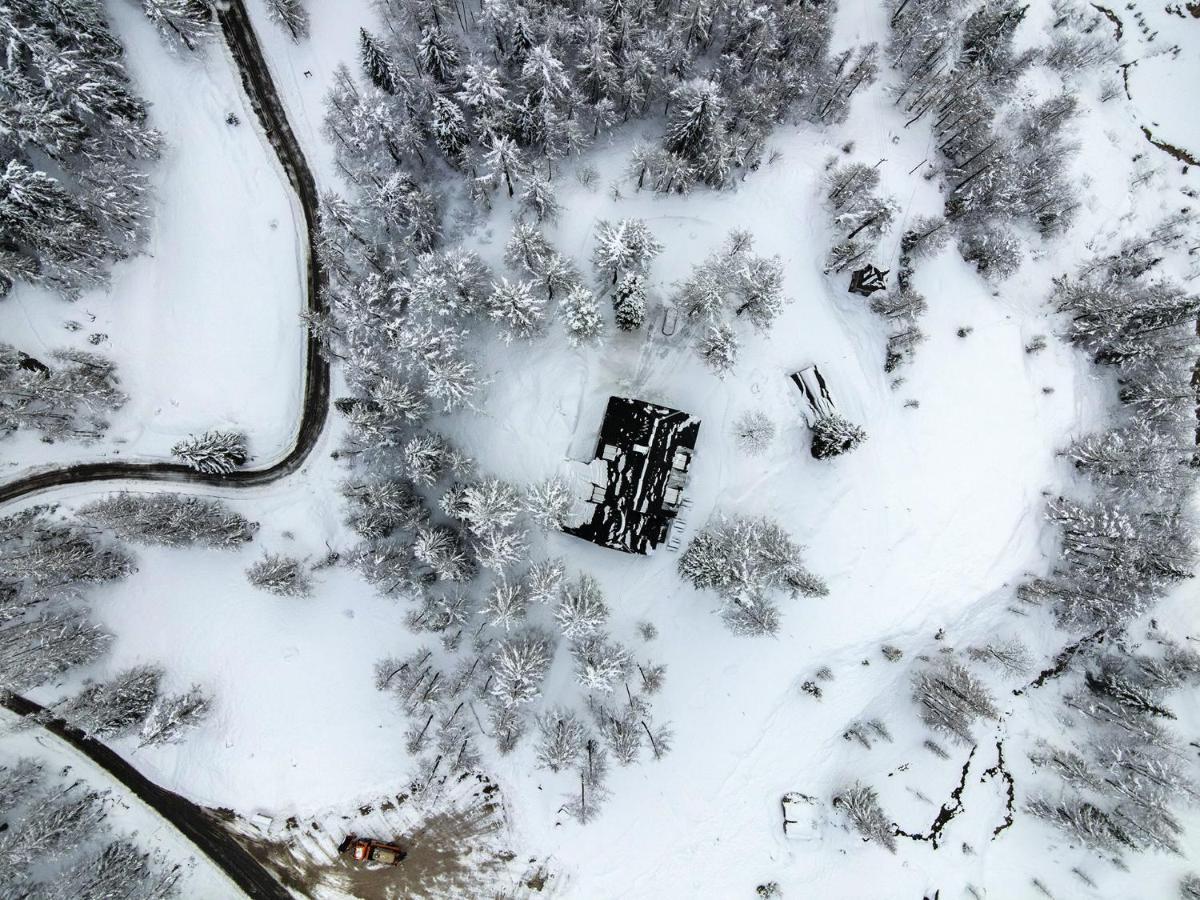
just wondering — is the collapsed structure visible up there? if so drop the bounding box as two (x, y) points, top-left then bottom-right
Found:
(564, 397), (701, 555)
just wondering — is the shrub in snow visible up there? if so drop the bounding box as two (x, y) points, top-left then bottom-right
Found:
(1025, 335), (1048, 354)
(78, 493), (257, 549)
(246, 553), (312, 597)
(732, 409), (776, 456)
(171, 430), (248, 474)
(1181, 874), (1200, 900)
(679, 515), (827, 636)
(810, 412), (867, 460)
(833, 783), (896, 852)
(911, 660), (998, 744)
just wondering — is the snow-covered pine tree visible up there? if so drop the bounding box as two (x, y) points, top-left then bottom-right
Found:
(911, 660), (998, 743)
(833, 783), (896, 852)
(612, 273), (648, 331)
(490, 628), (555, 708)
(558, 285), (604, 347)
(696, 322), (739, 376)
(679, 514), (827, 635)
(487, 277), (545, 342)
(79, 493), (256, 548)
(535, 707), (586, 772)
(556, 574), (609, 639)
(519, 175), (560, 223)
(524, 475), (576, 531)
(591, 219), (663, 285)
(571, 633), (630, 693)
(138, 686), (211, 746)
(810, 412), (867, 459)
(359, 28), (402, 94)
(484, 577), (529, 631)
(170, 430), (248, 474)
(664, 79), (730, 186)
(1, 345), (127, 443)
(263, 0), (309, 41)
(0, 611), (111, 692)
(53, 666), (163, 739)
(522, 557), (566, 604)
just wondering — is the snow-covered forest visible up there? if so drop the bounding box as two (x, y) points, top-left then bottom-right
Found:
(2, 0), (1200, 897)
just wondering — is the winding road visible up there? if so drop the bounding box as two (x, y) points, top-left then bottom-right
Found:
(3, 3), (327, 896)
(0, 0), (329, 507)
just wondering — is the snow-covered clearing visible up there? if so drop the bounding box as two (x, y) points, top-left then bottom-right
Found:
(0, 0), (304, 476)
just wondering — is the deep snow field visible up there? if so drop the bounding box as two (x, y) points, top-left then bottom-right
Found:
(3, 0), (1200, 898)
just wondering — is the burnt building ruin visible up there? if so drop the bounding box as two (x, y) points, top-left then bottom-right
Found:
(564, 397), (700, 555)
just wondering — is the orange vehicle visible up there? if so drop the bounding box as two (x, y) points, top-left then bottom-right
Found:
(338, 834), (407, 867)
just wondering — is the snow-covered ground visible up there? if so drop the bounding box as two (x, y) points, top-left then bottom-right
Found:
(0, 0), (304, 476)
(5, 1), (1199, 898)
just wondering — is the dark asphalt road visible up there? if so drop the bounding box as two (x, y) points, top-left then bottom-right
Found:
(3, 4), (330, 897)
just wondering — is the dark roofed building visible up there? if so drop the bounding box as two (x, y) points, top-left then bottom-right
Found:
(564, 396), (700, 555)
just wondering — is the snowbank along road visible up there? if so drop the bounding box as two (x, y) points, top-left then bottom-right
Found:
(0, 0), (329, 507)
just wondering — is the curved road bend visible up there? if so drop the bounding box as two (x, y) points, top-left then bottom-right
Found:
(0, 0), (329, 507)
(3, 4), (327, 897)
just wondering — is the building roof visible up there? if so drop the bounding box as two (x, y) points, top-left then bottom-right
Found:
(563, 396), (700, 555)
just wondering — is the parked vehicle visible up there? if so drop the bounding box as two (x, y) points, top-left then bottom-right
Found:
(338, 834), (407, 867)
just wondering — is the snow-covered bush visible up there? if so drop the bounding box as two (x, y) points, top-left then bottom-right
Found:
(246, 553), (312, 597)
(171, 430), (248, 474)
(535, 707), (586, 772)
(732, 410), (776, 456)
(810, 413), (867, 460)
